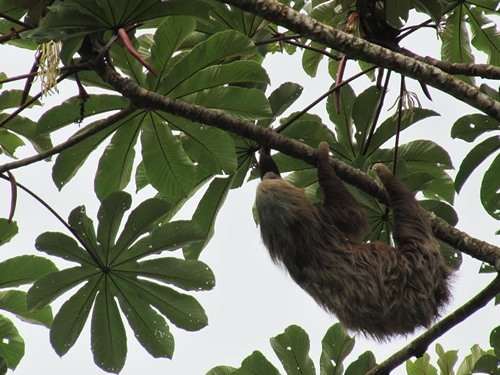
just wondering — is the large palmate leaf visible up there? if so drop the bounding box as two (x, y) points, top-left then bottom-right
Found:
(47, 27), (268, 204)
(22, 0), (210, 42)
(27, 192), (215, 373)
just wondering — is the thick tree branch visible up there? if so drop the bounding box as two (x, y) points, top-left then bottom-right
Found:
(91, 61), (500, 269)
(367, 274), (500, 375)
(217, 0), (500, 121)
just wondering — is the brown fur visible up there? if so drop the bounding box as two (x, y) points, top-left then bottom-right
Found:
(255, 142), (452, 340)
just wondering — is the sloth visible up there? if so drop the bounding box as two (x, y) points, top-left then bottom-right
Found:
(255, 142), (452, 339)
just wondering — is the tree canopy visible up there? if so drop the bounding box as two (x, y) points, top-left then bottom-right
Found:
(0, 0), (498, 374)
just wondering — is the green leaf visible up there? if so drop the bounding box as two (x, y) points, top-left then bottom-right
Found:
(406, 353), (438, 375)
(320, 323), (355, 375)
(258, 82), (303, 128)
(0, 90), (40, 111)
(160, 30), (257, 95)
(457, 344), (485, 375)
(141, 119), (197, 198)
(0, 255), (57, 289)
(468, 7), (500, 66)
(327, 83), (356, 156)
(451, 114), (499, 142)
(94, 119), (141, 200)
(472, 354), (500, 374)
(184, 177), (233, 259)
(411, 0), (443, 24)
(0, 315), (24, 370)
(378, 140), (454, 169)
(124, 0), (212, 22)
(169, 60), (270, 99)
(455, 136), (500, 193)
(441, 8), (475, 85)
(420, 200), (458, 226)
(182, 86), (271, 120)
(119, 257), (215, 292)
(207, 366), (238, 375)
(352, 86), (383, 148)
(424, 171), (456, 205)
(149, 16), (196, 88)
(439, 241), (463, 270)
(270, 325), (315, 375)
(96, 192), (132, 254)
(20, 3), (109, 42)
(366, 109), (440, 155)
(109, 37), (148, 87)
(111, 197), (172, 263)
(236, 351), (280, 375)
(68, 206), (99, 259)
(491, 326), (500, 358)
(302, 41), (326, 77)
(0, 129), (24, 157)
(169, 116), (237, 174)
(281, 113), (337, 149)
(27, 266), (98, 310)
(344, 351), (376, 375)
(2, 115), (52, 153)
(35, 232), (94, 265)
(0, 219), (17, 246)
(121, 278), (208, 331)
(115, 220), (205, 264)
(0, 291), (52, 327)
(36, 95), (128, 136)
(52, 119), (122, 190)
(115, 279), (174, 359)
(436, 343), (458, 375)
(481, 153), (500, 219)
(50, 276), (100, 356)
(91, 286), (127, 373)
(386, 0), (410, 25)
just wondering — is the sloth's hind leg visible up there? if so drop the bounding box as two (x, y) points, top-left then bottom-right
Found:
(372, 164), (435, 248)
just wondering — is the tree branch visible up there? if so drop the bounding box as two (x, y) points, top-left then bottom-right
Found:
(401, 48), (500, 79)
(216, 0), (500, 121)
(91, 61), (500, 269)
(366, 274), (500, 375)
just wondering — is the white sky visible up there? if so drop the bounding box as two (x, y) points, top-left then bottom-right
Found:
(0, 15), (498, 375)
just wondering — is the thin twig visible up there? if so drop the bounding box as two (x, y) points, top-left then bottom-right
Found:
(361, 70), (392, 156)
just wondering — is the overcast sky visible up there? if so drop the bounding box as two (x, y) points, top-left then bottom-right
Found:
(0, 17), (498, 375)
